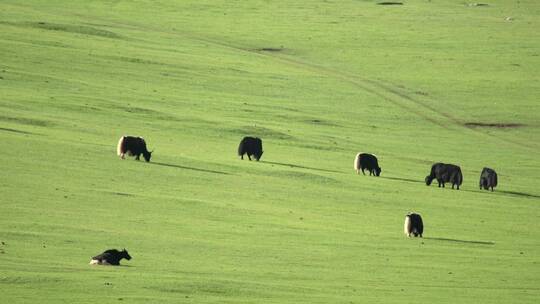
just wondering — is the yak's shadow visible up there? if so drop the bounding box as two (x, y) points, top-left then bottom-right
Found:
(497, 190), (540, 199)
(262, 161), (342, 174)
(423, 237), (494, 245)
(462, 188), (540, 199)
(150, 162), (230, 175)
(380, 176), (423, 184)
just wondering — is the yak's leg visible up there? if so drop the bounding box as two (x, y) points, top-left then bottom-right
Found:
(135, 154), (140, 160)
(120, 153), (125, 159)
(361, 168), (366, 175)
(247, 154), (252, 161)
(240, 154), (244, 160)
(491, 186), (494, 192)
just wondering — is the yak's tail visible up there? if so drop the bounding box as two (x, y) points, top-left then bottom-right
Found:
(237, 140), (245, 156)
(117, 136), (126, 156)
(456, 168), (463, 186)
(404, 215), (411, 236)
(354, 153), (362, 171)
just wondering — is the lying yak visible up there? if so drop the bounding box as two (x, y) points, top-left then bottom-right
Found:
(89, 248), (131, 266)
(425, 162), (463, 190)
(404, 212), (424, 237)
(238, 136), (263, 161)
(117, 136), (153, 162)
(354, 153), (381, 176)
(479, 167), (498, 191)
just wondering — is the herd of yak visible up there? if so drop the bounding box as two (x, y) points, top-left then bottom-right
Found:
(95, 134), (499, 265)
(115, 135), (498, 191)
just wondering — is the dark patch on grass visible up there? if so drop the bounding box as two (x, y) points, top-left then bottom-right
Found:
(424, 237), (494, 245)
(268, 169), (337, 184)
(146, 283), (232, 295)
(100, 55), (164, 66)
(29, 22), (121, 39)
(226, 126), (293, 140)
(464, 122), (524, 128)
(0, 115), (53, 127)
(109, 105), (161, 115)
(392, 155), (434, 165)
(106, 104), (180, 121)
(296, 143), (345, 152)
(110, 192), (135, 197)
(256, 47), (284, 52)
(377, 2), (403, 5)
(468, 3), (489, 6)
(0, 127), (36, 135)
(263, 161), (341, 174)
(150, 162), (230, 175)
(303, 118), (339, 127)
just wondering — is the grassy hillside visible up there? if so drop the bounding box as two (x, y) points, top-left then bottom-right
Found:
(1, 1), (539, 303)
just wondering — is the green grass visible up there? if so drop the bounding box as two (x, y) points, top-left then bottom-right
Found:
(1, 0), (539, 303)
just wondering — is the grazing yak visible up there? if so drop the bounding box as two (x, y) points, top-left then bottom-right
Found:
(354, 153), (381, 176)
(89, 248), (131, 266)
(479, 167), (498, 191)
(404, 212), (423, 237)
(425, 162), (463, 190)
(117, 136), (153, 162)
(238, 136), (263, 161)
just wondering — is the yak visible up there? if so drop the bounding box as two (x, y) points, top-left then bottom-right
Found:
(404, 212), (424, 237)
(117, 136), (153, 162)
(89, 248), (131, 266)
(354, 153), (381, 176)
(238, 136), (263, 161)
(425, 162), (463, 190)
(479, 167), (498, 191)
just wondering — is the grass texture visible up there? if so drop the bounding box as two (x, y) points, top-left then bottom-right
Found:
(1, 1), (539, 303)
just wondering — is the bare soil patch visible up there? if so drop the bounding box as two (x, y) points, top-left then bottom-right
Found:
(377, 2), (403, 5)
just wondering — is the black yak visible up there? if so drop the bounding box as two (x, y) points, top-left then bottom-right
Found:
(425, 163), (463, 190)
(238, 136), (263, 161)
(479, 167), (498, 191)
(89, 248), (131, 266)
(354, 153), (381, 176)
(117, 136), (152, 162)
(404, 212), (424, 237)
